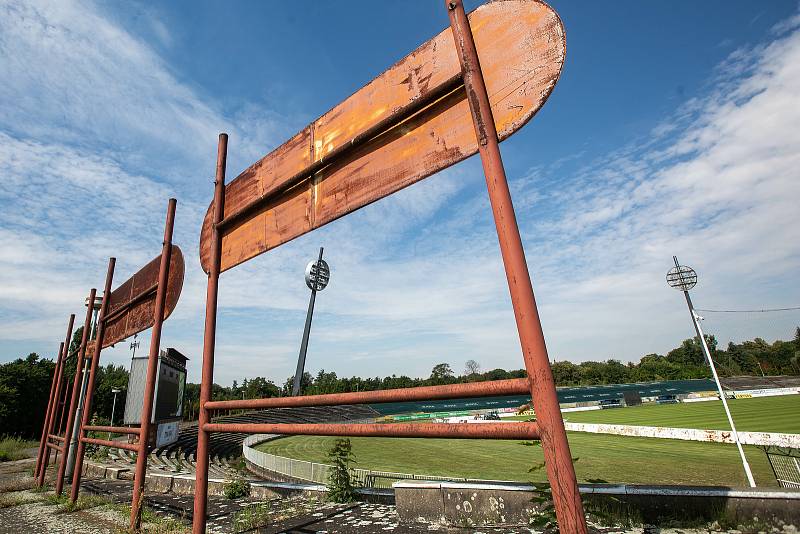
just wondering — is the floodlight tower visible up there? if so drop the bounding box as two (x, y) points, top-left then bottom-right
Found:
(130, 333), (140, 359)
(292, 247), (330, 396)
(667, 256), (756, 487)
(108, 388), (122, 441)
(66, 294), (103, 477)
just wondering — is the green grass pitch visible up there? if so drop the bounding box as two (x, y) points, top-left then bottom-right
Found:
(256, 395), (799, 487)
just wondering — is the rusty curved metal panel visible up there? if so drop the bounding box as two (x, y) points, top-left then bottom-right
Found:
(200, 0), (565, 273)
(101, 245), (184, 348)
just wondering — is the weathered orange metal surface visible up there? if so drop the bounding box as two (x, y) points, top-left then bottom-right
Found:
(102, 245), (184, 348)
(199, 0), (565, 273)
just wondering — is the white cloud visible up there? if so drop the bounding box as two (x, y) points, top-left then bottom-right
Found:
(517, 22), (800, 362)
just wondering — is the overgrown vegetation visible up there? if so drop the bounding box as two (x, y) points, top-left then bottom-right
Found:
(326, 438), (357, 503)
(233, 501), (272, 533)
(54, 494), (108, 514)
(0, 493), (24, 509)
(1, 326), (128, 439)
(525, 450), (581, 530)
(0, 476), (36, 493)
(106, 501), (190, 533)
(0, 436), (38, 462)
(223, 478), (251, 500)
(42, 493), (70, 507)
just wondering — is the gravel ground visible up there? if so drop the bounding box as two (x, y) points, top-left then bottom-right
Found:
(2, 458), (798, 533)
(0, 488), (192, 533)
(2, 488), (800, 534)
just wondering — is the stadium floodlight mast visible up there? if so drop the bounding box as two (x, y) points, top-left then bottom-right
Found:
(108, 388), (122, 441)
(292, 247), (330, 396)
(66, 294), (103, 477)
(130, 333), (140, 359)
(667, 256), (756, 487)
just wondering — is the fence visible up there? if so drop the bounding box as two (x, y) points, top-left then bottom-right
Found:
(763, 447), (800, 489)
(242, 434), (503, 489)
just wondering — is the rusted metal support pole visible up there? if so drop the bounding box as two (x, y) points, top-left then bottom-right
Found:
(35, 343), (61, 480)
(193, 133), (228, 534)
(45, 315), (75, 480)
(35, 332), (69, 483)
(56, 368), (71, 434)
(445, 2), (587, 532)
(70, 258), (115, 503)
(130, 198), (177, 530)
(35, 342), (63, 481)
(55, 290), (96, 495)
(44, 345), (68, 480)
(49, 362), (71, 478)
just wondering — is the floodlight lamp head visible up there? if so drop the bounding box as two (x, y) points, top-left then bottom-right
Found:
(666, 264), (697, 292)
(85, 294), (102, 310)
(305, 258), (330, 292)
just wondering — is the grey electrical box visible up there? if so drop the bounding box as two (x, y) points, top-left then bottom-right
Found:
(123, 348), (188, 426)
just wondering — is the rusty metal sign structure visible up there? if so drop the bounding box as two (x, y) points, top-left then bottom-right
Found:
(192, 1), (586, 532)
(34, 316), (75, 486)
(34, 199), (184, 531)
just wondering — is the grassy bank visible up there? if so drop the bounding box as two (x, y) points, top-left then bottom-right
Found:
(0, 436), (38, 462)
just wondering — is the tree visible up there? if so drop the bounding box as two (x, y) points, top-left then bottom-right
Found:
(283, 371), (312, 395)
(0, 353), (55, 438)
(792, 326), (800, 373)
(666, 337), (709, 367)
(551, 361), (580, 385)
(429, 363), (454, 384)
(464, 359), (481, 377)
(92, 364), (129, 421)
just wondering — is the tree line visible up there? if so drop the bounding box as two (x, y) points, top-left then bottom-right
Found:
(2, 328), (798, 436)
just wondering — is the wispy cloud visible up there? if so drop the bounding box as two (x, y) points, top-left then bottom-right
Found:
(514, 16), (800, 361)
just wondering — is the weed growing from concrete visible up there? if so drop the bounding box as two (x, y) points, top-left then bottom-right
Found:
(326, 438), (357, 503)
(223, 478), (251, 500)
(232, 501), (273, 533)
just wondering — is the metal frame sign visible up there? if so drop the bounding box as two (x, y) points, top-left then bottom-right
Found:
(192, 2), (587, 532)
(199, 0), (565, 274)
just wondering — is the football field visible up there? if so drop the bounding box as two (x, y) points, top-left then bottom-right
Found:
(256, 395), (799, 487)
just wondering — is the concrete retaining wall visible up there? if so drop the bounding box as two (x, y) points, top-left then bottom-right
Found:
(563, 422), (800, 448)
(394, 480), (800, 528)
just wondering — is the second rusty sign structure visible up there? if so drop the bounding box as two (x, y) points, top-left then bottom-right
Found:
(34, 199), (185, 531)
(193, 1), (586, 533)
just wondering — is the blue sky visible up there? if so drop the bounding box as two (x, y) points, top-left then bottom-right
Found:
(1, 0), (798, 386)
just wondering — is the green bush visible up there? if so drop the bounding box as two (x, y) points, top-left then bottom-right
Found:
(223, 478), (251, 500)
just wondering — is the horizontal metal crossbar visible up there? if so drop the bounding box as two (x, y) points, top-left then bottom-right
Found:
(101, 282), (158, 325)
(48, 434), (65, 442)
(204, 421), (539, 440)
(46, 443), (65, 452)
(204, 377), (529, 411)
(80, 436), (139, 452)
(82, 425), (141, 435)
(216, 72), (464, 232)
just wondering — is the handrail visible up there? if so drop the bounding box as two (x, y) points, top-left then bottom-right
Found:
(242, 434), (513, 489)
(206, 421), (538, 440)
(80, 436), (139, 452)
(82, 425), (141, 435)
